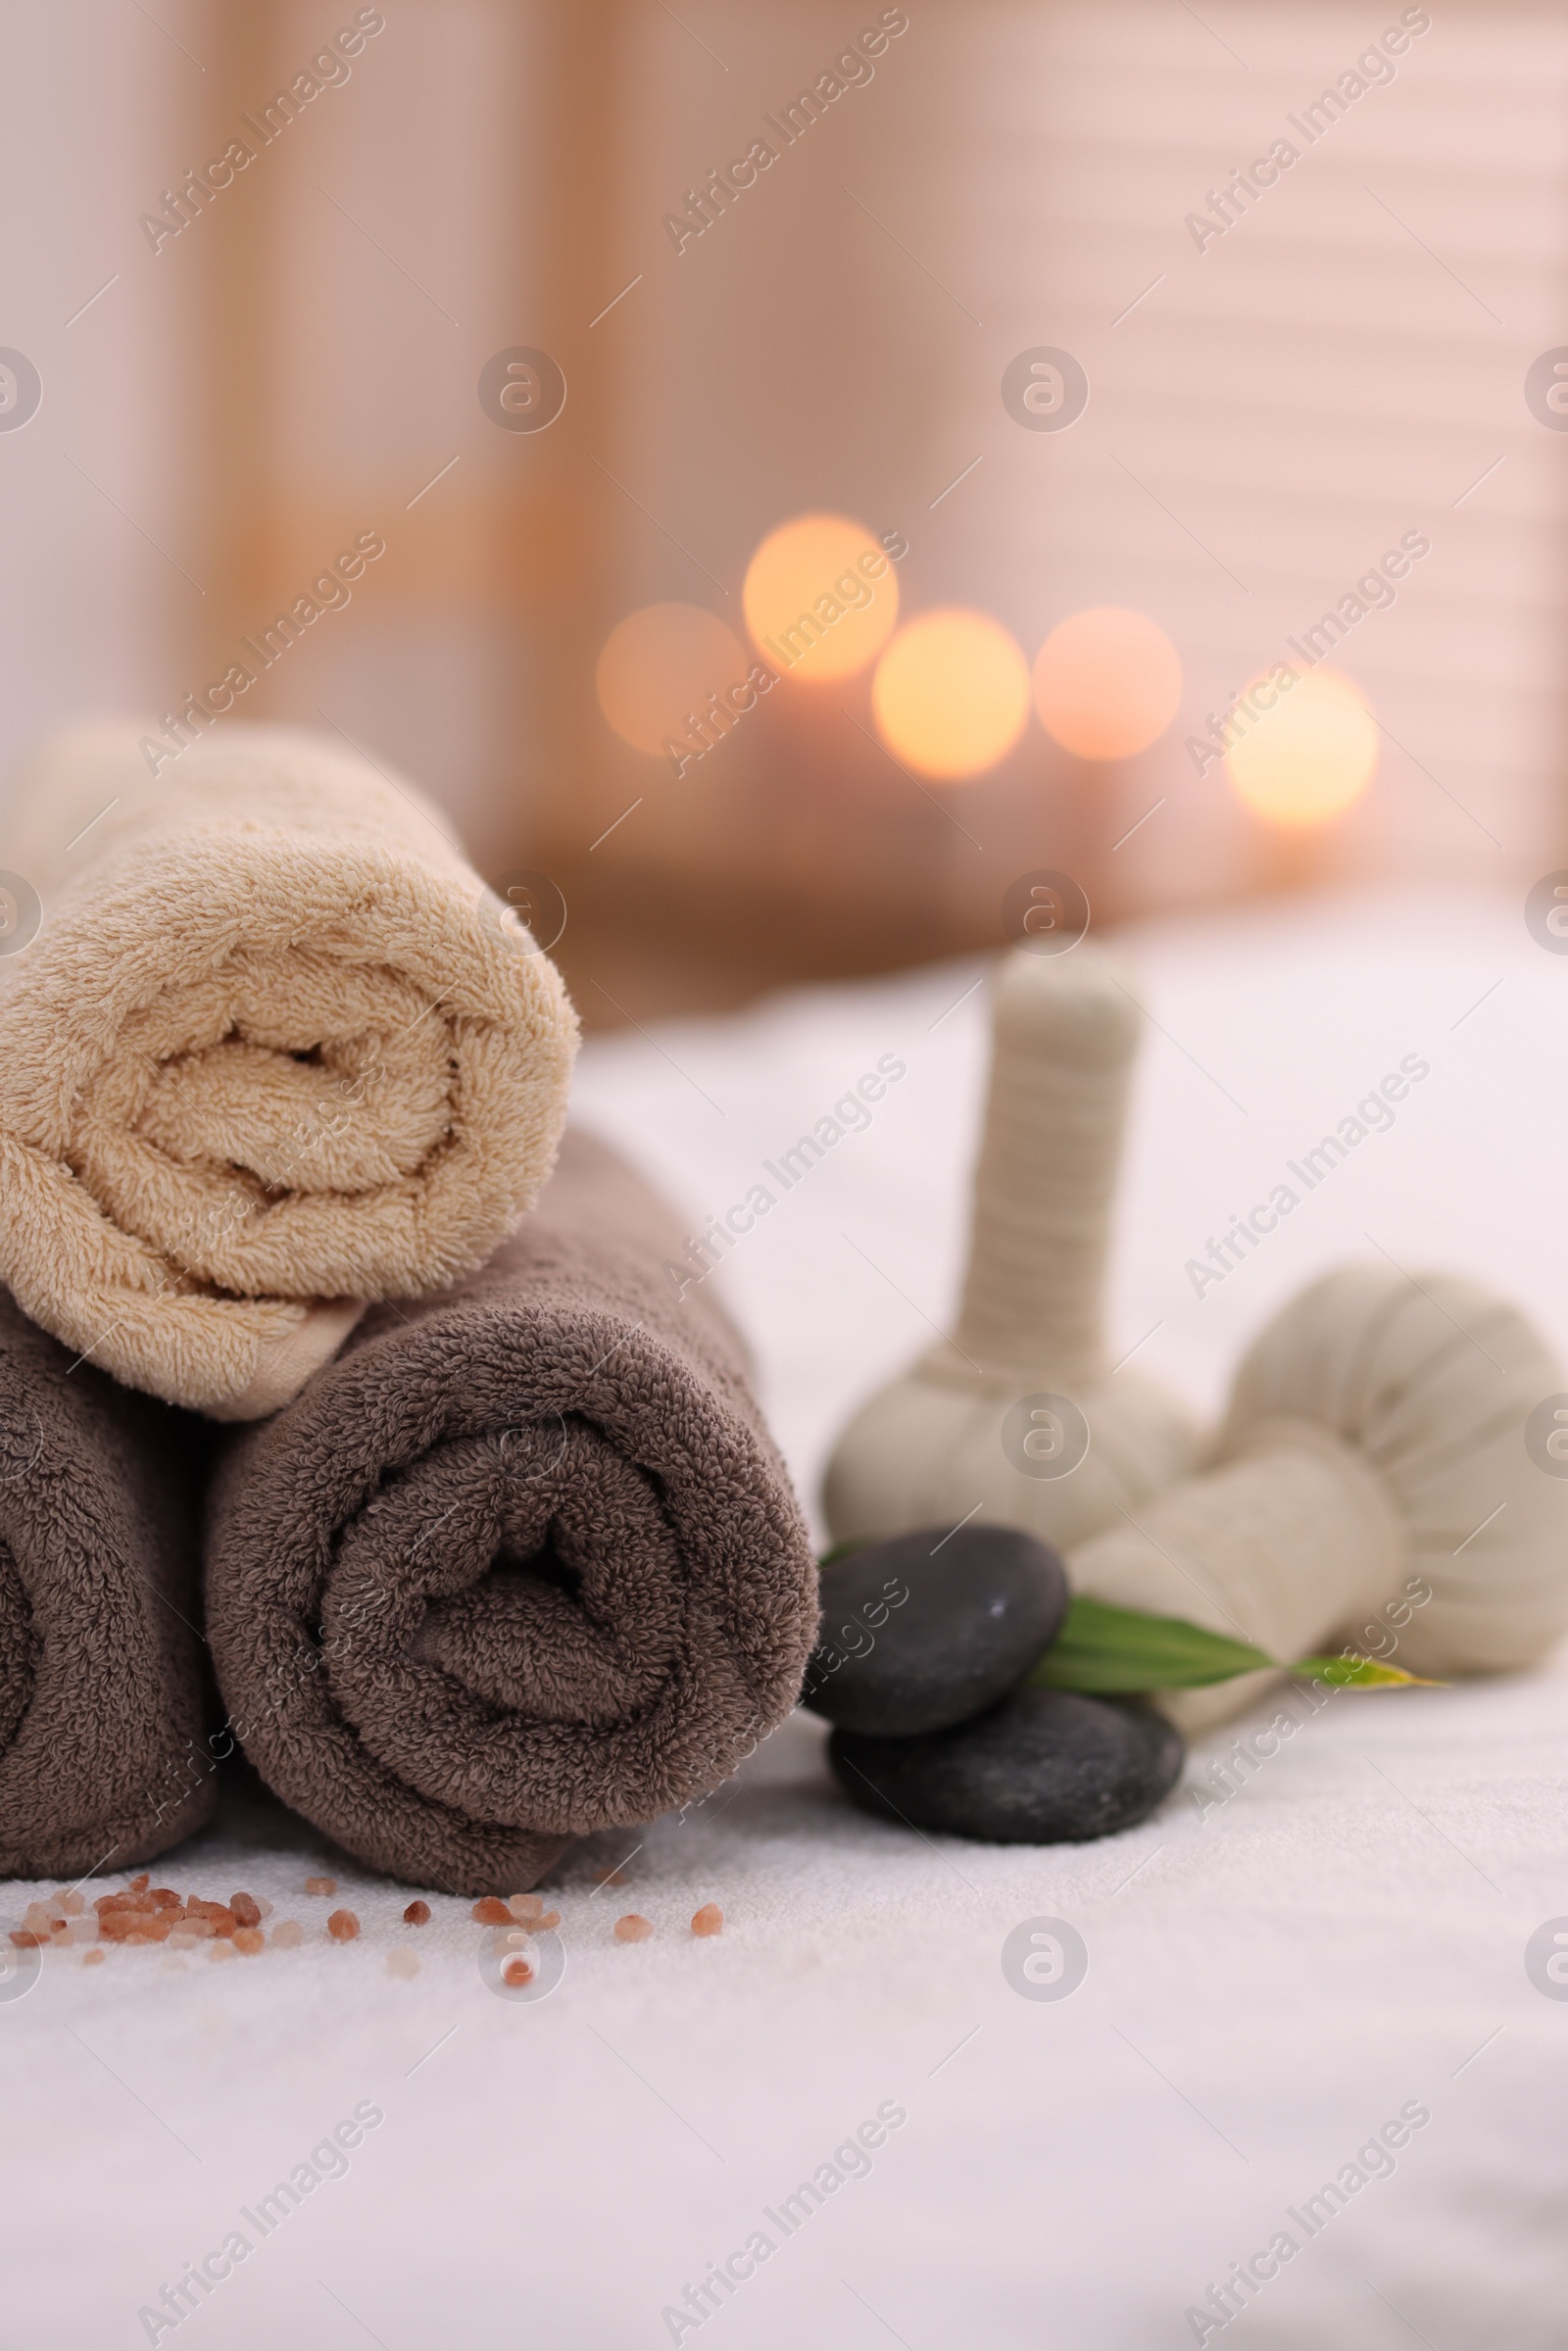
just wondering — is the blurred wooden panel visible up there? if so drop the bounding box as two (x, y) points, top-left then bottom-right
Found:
(183, 0), (1568, 1028)
(198, 492), (582, 622)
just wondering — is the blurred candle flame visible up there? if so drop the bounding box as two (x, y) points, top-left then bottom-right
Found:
(596, 603), (750, 757)
(1226, 664), (1377, 828)
(742, 514), (898, 683)
(871, 608), (1031, 780)
(1032, 606), (1183, 760)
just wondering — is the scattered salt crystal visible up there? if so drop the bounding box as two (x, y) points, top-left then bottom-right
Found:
(82, 1949), (104, 1968)
(304, 1876), (336, 1896)
(271, 1920), (303, 1949)
(613, 1914), (653, 1943)
(186, 1900), (236, 1937)
(691, 1904), (723, 1937)
(326, 1909), (360, 1942)
(403, 1900), (431, 1927)
(386, 1947), (419, 1980)
(471, 1897), (511, 1927)
(232, 1928), (265, 1956)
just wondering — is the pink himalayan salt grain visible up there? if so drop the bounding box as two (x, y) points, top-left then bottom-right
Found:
(508, 1893), (543, 1923)
(232, 1928), (266, 1956)
(186, 1898), (237, 1936)
(209, 1939), (238, 1962)
(101, 1911), (175, 1945)
(691, 1904), (723, 1937)
(471, 1897), (512, 1927)
(613, 1914), (654, 1943)
(82, 1949), (104, 1968)
(304, 1876), (336, 1896)
(230, 1893), (262, 1930)
(386, 1948), (420, 1981)
(58, 1891), (84, 1918)
(326, 1909), (360, 1942)
(403, 1900), (431, 1927)
(271, 1920), (304, 1949)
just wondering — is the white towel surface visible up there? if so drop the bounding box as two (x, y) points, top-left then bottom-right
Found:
(3, 884), (1564, 2349)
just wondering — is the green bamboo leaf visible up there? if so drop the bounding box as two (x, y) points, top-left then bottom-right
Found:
(1029, 1596), (1276, 1692)
(818, 1537), (876, 1568)
(815, 1543), (1443, 1694)
(1290, 1654), (1446, 1689)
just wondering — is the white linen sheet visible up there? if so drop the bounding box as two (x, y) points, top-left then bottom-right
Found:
(3, 884), (1564, 2350)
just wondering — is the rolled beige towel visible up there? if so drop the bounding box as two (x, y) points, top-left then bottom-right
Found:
(0, 722), (577, 1417)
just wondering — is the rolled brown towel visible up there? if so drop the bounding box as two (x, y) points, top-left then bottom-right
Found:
(204, 1131), (817, 1893)
(0, 1293), (212, 1881)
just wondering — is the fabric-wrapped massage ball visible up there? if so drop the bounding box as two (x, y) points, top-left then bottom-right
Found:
(824, 944), (1201, 1558)
(1066, 1261), (1568, 1735)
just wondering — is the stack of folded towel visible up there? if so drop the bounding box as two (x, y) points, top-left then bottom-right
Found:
(0, 723), (817, 1894)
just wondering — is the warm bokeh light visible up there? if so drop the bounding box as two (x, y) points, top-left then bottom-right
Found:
(596, 603), (750, 756)
(1226, 665), (1378, 828)
(742, 513), (899, 683)
(871, 609), (1032, 780)
(1032, 606), (1183, 759)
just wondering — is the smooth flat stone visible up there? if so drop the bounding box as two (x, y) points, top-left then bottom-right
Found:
(803, 1526), (1069, 1736)
(829, 1686), (1185, 1843)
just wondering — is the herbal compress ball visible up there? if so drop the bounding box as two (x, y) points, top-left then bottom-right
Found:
(825, 944), (1200, 1554)
(1067, 1262), (1568, 1733)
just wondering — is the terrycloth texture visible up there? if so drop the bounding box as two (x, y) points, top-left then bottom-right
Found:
(204, 1129), (818, 1893)
(1070, 1262), (1568, 1734)
(824, 946), (1201, 1554)
(7, 894), (1568, 2351)
(0, 721), (578, 1418)
(0, 1289), (211, 1879)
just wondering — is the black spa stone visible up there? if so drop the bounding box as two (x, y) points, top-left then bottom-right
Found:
(828, 1686), (1185, 1844)
(802, 1525), (1069, 1737)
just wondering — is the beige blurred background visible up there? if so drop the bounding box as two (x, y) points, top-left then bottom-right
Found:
(3, 0), (1565, 1021)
